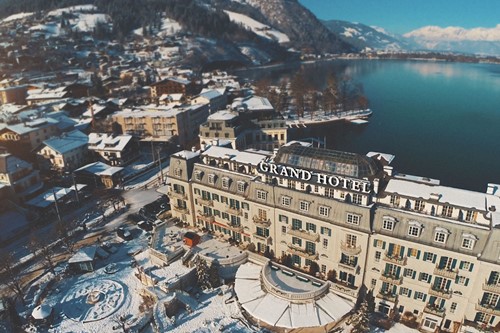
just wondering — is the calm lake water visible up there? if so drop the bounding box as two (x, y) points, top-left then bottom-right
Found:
(235, 60), (500, 192)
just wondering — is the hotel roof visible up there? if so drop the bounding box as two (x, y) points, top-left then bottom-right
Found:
(202, 146), (268, 166)
(207, 110), (237, 121)
(42, 129), (88, 154)
(88, 133), (133, 152)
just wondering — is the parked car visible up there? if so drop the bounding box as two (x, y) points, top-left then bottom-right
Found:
(117, 227), (132, 241)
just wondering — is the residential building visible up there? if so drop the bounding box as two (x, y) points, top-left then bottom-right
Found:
(0, 85), (28, 105)
(36, 129), (89, 171)
(191, 89), (227, 113)
(88, 133), (139, 166)
(165, 142), (500, 332)
(150, 77), (200, 99)
(0, 153), (43, 201)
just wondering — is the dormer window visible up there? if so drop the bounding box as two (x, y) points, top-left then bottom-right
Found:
(194, 170), (203, 181)
(208, 174), (216, 185)
(390, 194), (400, 206)
(281, 196), (292, 207)
(237, 181), (246, 193)
(174, 168), (182, 177)
(408, 221), (423, 237)
(382, 216), (397, 231)
(434, 227), (450, 244)
(461, 233), (478, 250)
(256, 189), (267, 201)
(441, 205), (453, 218)
(221, 176), (230, 189)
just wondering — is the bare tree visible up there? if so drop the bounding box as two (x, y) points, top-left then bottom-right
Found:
(0, 250), (26, 305)
(54, 220), (77, 254)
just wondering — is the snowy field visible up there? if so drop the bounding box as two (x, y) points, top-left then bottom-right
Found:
(133, 17), (183, 37)
(224, 10), (289, 43)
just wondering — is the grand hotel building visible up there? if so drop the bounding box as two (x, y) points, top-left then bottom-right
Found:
(167, 142), (500, 332)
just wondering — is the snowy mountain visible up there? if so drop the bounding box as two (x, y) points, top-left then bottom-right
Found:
(322, 20), (410, 52)
(404, 25), (500, 55)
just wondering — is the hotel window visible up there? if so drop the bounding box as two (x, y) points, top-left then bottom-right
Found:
(352, 193), (362, 205)
(325, 188), (335, 198)
(237, 181), (246, 193)
(212, 194), (219, 202)
(441, 205), (453, 217)
(450, 302), (457, 313)
(222, 212), (229, 220)
(404, 268), (415, 278)
(346, 213), (360, 225)
(292, 219), (302, 230)
(488, 272), (500, 285)
(194, 170), (203, 181)
(323, 238), (328, 249)
(371, 279), (377, 289)
(419, 273), (431, 283)
(214, 210), (221, 217)
(382, 217), (395, 231)
(314, 185), (319, 193)
(278, 177), (284, 185)
(305, 241), (316, 254)
(306, 222), (316, 233)
(390, 194), (400, 206)
(319, 206), (330, 217)
(482, 293), (499, 307)
(456, 276), (468, 286)
(281, 196), (292, 207)
(321, 265), (327, 274)
(300, 182), (306, 190)
(256, 189), (267, 201)
(408, 222), (423, 237)
(281, 226), (287, 235)
(221, 177), (230, 189)
(279, 215), (288, 223)
(461, 234), (477, 250)
(399, 287), (410, 297)
(320, 226), (331, 236)
(414, 291), (426, 301)
(424, 252), (436, 263)
(373, 239), (385, 248)
(288, 180), (296, 189)
(434, 230), (449, 244)
(346, 234), (357, 247)
(422, 318), (437, 330)
(465, 210), (477, 222)
(292, 237), (302, 246)
(208, 174), (216, 185)
(415, 200), (425, 211)
(460, 261), (473, 271)
(375, 251), (381, 262)
(174, 168), (182, 177)
(299, 200), (310, 212)
(340, 192), (346, 199)
(258, 208), (267, 221)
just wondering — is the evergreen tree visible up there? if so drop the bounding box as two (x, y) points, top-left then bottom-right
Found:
(350, 300), (370, 333)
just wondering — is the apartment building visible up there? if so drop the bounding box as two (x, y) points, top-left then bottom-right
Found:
(166, 142), (500, 332)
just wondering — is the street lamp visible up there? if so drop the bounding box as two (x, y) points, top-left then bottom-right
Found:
(155, 145), (164, 184)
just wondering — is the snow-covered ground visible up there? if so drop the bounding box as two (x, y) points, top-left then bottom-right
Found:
(133, 17), (183, 37)
(0, 12), (34, 24)
(47, 5), (98, 17)
(224, 10), (289, 43)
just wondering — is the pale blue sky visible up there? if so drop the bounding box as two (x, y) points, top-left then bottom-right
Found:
(299, 0), (500, 34)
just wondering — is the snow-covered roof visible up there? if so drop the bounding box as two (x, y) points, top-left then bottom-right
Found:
(88, 133), (133, 152)
(198, 89), (222, 100)
(231, 96), (273, 112)
(207, 110), (237, 121)
(32, 304), (53, 320)
(6, 118), (59, 135)
(172, 150), (200, 160)
(366, 151), (396, 164)
(42, 129), (88, 154)
(68, 246), (97, 263)
(202, 146), (267, 166)
(384, 178), (500, 210)
(75, 162), (123, 176)
(0, 153), (31, 174)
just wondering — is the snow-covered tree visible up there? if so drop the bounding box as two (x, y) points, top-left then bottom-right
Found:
(350, 300), (370, 333)
(195, 258), (220, 290)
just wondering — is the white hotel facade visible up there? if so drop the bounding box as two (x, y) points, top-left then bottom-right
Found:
(167, 142), (500, 332)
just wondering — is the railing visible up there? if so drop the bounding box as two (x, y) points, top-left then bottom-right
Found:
(340, 241), (362, 255)
(424, 304), (445, 317)
(197, 211), (214, 223)
(287, 228), (320, 242)
(434, 267), (459, 280)
(261, 264), (329, 301)
(226, 206), (242, 216)
(252, 216), (271, 227)
(429, 287), (452, 299)
(225, 222), (244, 233)
(338, 262), (360, 274)
(287, 243), (318, 260)
(252, 232), (271, 243)
(167, 191), (187, 200)
(380, 273), (403, 285)
(483, 282), (500, 294)
(172, 205), (189, 214)
(377, 290), (397, 302)
(330, 283), (358, 299)
(475, 303), (500, 316)
(196, 197), (213, 207)
(383, 252), (408, 266)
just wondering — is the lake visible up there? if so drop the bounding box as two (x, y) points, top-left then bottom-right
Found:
(235, 60), (500, 192)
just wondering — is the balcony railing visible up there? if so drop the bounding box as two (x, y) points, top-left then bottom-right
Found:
(287, 243), (318, 260)
(197, 211), (214, 223)
(225, 222), (243, 233)
(377, 290), (397, 303)
(340, 241), (362, 255)
(483, 282), (500, 294)
(252, 233), (272, 244)
(424, 304), (445, 317)
(197, 197), (213, 207)
(429, 286), (453, 299)
(380, 273), (403, 285)
(167, 191), (187, 200)
(383, 252), (408, 266)
(338, 262), (360, 274)
(252, 216), (271, 227)
(434, 267), (459, 280)
(172, 205), (189, 214)
(226, 206), (242, 216)
(475, 303), (500, 316)
(287, 228), (320, 242)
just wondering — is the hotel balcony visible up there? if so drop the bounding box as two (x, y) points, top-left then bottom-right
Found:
(338, 262), (360, 274)
(380, 273), (403, 285)
(483, 282), (500, 294)
(429, 286), (453, 300)
(252, 216), (271, 228)
(287, 228), (320, 242)
(253, 233), (272, 245)
(377, 290), (397, 303)
(197, 197), (213, 207)
(383, 252), (407, 266)
(225, 222), (244, 233)
(173, 205), (189, 214)
(433, 267), (459, 280)
(475, 303), (500, 316)
(167, 191), (187, 200)
(340, 241), (362, 256)
(424, 304), (446, 317)
(197, 211), (214, 223)
(287, 243), (318, 261)
(226, 206), (242, 216)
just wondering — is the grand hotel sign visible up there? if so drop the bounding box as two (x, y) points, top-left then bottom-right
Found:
(258, 162), (371, 194)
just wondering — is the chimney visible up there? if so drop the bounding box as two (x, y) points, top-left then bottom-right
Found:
(212, 139), (219, 146)
(486, 183), (499, 196)
(383, 166), (393, 176)
(372, 178), (380, 195)
(191, 146), (196, 152)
